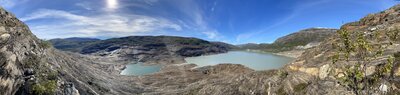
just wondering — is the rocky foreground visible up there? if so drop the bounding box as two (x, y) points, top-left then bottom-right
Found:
(2, 4), (400, 95)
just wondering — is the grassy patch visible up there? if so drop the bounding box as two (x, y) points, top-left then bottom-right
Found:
(276, 86), (287, 95)
(277, 70), (289, 79)
(32, 80), (57, 95)
(39, 40), (53, 49)
(293, 83), (308, 93)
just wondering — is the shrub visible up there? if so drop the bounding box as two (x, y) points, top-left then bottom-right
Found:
(32, 80), (57, 95)
(276, 86), (287, 95)
(294, 83), (308, 93)
(22, 54), (40, 68)
(332, 28), (398, 94)
(39, 40), (53, 49)
(47, 71), (58, 80)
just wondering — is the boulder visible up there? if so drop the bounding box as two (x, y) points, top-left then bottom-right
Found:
(319, 64), (330, 79)
(23, 68), (34, 76)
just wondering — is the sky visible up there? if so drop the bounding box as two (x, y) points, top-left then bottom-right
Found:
(0, 0), (399, 44)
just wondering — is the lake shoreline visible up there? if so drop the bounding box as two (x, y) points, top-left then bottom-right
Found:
(243, 49), (301, 58)
(273, 50), (304, 58)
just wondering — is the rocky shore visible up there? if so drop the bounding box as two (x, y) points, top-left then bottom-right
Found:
(274, 50), (305, 58)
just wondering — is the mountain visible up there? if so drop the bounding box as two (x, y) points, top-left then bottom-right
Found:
(50, 36), (237, 65)
(48, 37), (100, 52)
(51, 37), (100, 42)
(239, 28), (337, 52)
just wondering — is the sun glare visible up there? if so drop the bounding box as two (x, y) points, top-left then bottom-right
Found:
(106, 0), (118, 10)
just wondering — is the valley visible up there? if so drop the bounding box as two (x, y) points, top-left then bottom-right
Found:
(1, 2), (400, 95)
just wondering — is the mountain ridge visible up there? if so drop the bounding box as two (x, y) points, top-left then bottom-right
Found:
(49, 36), (237, 65)
(239, 27), (338, 53)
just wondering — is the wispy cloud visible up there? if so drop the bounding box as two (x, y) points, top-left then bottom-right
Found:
(143, 0), (159, 5)
(22, 9), (182, 39)
(0, 0), (15, 8)
(75, 2), (93, 10)
(0, 0), (28, 8)
(171, 0), (223, 40)
(202, 30), (219, 39)
(211, 1), (217, 12)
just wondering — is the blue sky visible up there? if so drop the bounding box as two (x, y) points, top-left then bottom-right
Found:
(0, 0), (398, 44)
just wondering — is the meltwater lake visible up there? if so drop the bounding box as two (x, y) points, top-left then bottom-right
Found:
(121, 51), (294, 75)
(185, 51), (293, 70)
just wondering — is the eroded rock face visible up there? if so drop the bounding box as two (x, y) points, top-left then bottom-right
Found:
(0, 6), (37, 95)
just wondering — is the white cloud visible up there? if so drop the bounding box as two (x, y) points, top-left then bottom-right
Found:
(0, 0), (16, 8)
(73, 0), (222, 41)
(22, 9), (182, 39)
(202, 30), (219, 39)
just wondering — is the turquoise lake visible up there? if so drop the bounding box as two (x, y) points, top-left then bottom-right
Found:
(185, 51), (293, 70)
(120, 63), (162, 76)
(120, 51), (293, 75)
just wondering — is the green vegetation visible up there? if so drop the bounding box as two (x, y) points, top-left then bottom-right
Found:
(175, 38), (210, 46)
(277, 70), (288, 79)
(46, 71), (59, 80)
(293, 83), (309, 93)
(276, 86), (287, 95)
(22, 52), (59, 95)
(48, 38), (100, 52)
(32, 80), (57, 95)
(332, 28), (398, 94)
(22, 53), (40, 68)
(39, 40), (53, 49)
(31, 69), (59, 95)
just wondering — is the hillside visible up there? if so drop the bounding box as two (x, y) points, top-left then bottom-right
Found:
(170, 4), (400, 95)
(48, 37), (100, 52)
(282, 4), (400, 94)
(239, 28), (337, 53)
